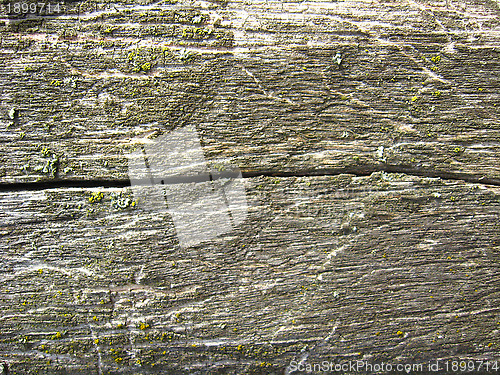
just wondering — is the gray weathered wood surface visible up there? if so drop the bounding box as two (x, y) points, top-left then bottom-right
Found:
(0, 0), (499, 183)
(1, 175), (499, 373)
(0, 0), (499, 374)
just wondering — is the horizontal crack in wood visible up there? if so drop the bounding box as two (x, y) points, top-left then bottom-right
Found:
(0, 165), (499, 192)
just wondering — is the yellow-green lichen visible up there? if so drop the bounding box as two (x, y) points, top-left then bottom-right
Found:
(89, 192), (104, 203)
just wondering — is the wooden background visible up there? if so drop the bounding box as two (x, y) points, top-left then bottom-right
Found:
(0, 0), (499, 373)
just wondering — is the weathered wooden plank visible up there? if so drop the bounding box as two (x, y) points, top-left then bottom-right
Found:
(1, 1), (500, 374)
(0, 0), (499, 183)
(0, 173), (499, 373)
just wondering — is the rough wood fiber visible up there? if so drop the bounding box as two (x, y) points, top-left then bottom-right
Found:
(0, 0), (500, 374)
(0, 174), (499, 374)
(0, 0), (499, 182)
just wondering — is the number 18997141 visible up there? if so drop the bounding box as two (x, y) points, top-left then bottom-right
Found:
(1, 2), (64, 16)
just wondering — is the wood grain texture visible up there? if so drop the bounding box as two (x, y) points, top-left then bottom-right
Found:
(1, 0), (500, 374)
(0, 173), (499, 373)
(0, 0), (499, 182)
